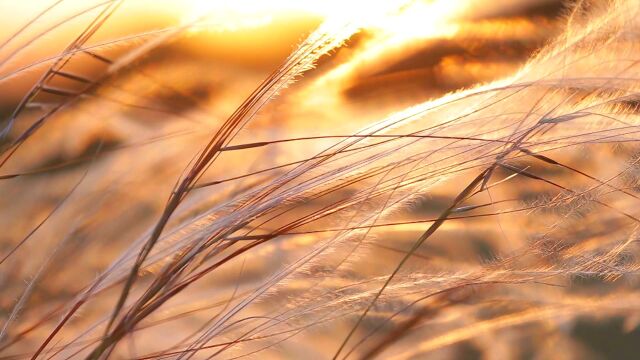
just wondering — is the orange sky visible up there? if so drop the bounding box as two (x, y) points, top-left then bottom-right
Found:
(0, 1), (325, 106)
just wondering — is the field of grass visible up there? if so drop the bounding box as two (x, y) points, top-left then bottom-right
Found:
(2, 0), (640, 358)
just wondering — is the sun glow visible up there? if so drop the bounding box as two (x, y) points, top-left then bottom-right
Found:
(181, 0), (422, 31)
(286, 0), (468, 111)
(179, 0), (467, 83)
(314, 0), (465, 84)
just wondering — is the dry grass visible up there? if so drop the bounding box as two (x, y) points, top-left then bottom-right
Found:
(2, 0), (640, 358)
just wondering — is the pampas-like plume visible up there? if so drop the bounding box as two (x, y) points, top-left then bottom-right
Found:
(2, 0), (640, 358)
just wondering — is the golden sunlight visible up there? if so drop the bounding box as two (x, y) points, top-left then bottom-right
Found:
(7, 1), (639, 359)
(180, 0), (407, 27)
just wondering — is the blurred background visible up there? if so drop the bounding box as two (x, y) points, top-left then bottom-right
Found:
(0, 0), (563, 109)
(5, 1), (640, 359)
